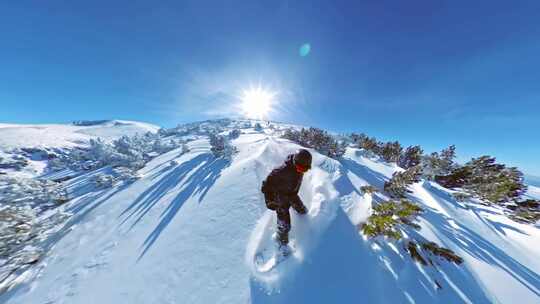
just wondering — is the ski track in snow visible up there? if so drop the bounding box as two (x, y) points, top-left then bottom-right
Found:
(1, 121), (539, 304)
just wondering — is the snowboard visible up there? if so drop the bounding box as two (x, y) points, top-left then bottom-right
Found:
(253, 239), (295, 273)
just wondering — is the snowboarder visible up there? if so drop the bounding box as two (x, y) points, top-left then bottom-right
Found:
(261, 149), (312, 255)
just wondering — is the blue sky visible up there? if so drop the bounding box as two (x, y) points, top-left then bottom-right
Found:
(1, 1), (539, 175)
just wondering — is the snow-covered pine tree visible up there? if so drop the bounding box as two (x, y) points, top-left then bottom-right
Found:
(282, 128), (299, 142)
(509, 199), (540, 223)
(282, 127), (345, 158)
(0, 176), (71, 283)
(380, 141), (402, 163)
(421, 145), (457, 179)
(253, 123), (263, 131)
(228, 129), (241, 139)
(361, 199), (423, 240)
(438, 156), (527, 204)
(399, 145), (424, 169)
(209, 133), (237, 159)
(360, 185), (379, 194)
(384, 166), (422, 198)
(92, 173), (115, 188)
(350, 133), (379, 154)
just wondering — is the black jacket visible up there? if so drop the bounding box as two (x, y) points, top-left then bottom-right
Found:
(261, 154), (307, 213)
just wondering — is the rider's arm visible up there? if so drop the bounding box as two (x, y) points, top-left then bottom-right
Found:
(291, 194), (307, 214)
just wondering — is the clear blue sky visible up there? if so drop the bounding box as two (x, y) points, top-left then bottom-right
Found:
(1, 1), (539, 175)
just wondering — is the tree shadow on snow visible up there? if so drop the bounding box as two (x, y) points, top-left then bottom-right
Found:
(249, 177), (498, 303)
(426, 211), (539, 296)
(408, 185), (540, 299)
(119, 154), (211, 228)
(118, 153), (230, 261)
(336, 159), (395, 207)
(69, 183), (130, 222)
(249, 209), (396, 303)
(337, 158), (389, 194)
(426, 183), (529, 237)
(249, 208), (496, 304)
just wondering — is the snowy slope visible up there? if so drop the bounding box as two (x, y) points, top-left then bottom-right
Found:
(1, 121), (539, 304)
(0, 120), (159, 150)
(0, 120), (159, 178)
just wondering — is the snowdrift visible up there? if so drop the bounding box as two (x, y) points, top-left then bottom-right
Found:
(1, 120), (539, 304)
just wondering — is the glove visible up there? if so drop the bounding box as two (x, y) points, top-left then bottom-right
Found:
(291, 195), (308, 214)
(266, 200), (278, 210)
(294, 204), (308, 215)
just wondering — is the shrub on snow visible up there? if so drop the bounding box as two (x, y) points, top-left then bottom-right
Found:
(361, 199), (423, 240)
(399, 145), (424, 169)
(0, 153), (29, 171)
(91, 173), (115, 189)
(209, 133), (238, 159)
(0, 176), (71, 290)
(508, 199), (540, 224)
(0, 205), (37, 258)
(282, 127), (346, 159)
(48, 132), (187, 173)
(253, 123), (263, 131)
(360, 185), (379, 194)
(361, 198), (464, 267)
(379, 141), (402, 163)
(350, 133), (412, 165)
(92, 138), (145, 170)
(0, 176), (68, 209)
(160, 119), (230, 137)
(350, 133), (380, 155)
(228, 129), (241, 139)
(435, 155), (526, 204)
(421, 145), (457, 179)
(384, 166), (422, 198)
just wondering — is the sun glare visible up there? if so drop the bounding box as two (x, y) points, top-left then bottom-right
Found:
(240, 87), (276, 119)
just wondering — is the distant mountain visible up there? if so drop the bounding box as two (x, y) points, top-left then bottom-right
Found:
(525, 174), (540, 187)
(0, 120), (159, 178)
(0, 120), (159, 150)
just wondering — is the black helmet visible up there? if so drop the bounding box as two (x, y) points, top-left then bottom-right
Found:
(294, 149), (312, 169)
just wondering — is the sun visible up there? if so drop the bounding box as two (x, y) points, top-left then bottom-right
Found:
(240, 87), (276, 120)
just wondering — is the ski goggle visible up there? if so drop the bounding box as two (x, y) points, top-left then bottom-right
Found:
(295, 163), (310, 173)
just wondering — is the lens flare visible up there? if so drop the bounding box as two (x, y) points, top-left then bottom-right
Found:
(299, 43), (311, 57)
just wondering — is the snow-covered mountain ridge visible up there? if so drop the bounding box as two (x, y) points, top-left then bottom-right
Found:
(0, 120), (159, 150)
(0, 119), (539, 303)
(0, 120), (159, 179)
(526, 175), (540, 188)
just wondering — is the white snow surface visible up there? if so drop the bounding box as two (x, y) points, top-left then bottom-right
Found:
(0, 120), (159, 150)
(1, 121), (539, 304)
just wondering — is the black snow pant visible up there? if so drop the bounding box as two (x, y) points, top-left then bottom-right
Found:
(276, 208), (291, 246)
